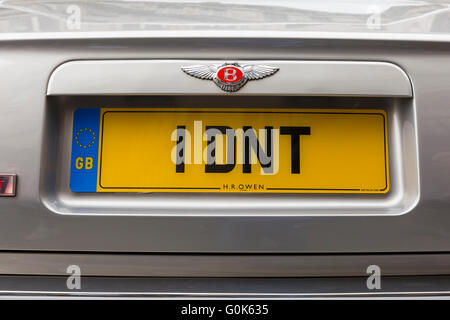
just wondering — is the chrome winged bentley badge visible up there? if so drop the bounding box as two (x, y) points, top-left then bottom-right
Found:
(181, 63), (279, 92)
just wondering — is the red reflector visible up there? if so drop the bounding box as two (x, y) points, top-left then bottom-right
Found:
(0, 175), (16, 196)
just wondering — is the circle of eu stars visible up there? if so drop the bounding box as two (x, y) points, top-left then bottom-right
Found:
(75, 128), (96, 148)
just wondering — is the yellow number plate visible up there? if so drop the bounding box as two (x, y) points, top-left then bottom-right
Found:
(70, 108), (389, 193)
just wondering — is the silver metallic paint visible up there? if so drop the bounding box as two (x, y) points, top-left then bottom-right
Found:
(0, 36), (447, 256)
(0, 252), (449, 277)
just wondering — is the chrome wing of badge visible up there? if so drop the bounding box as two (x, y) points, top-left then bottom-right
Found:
(181, 63), (279, 92)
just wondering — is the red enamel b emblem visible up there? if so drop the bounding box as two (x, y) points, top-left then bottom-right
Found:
(216, 66), (244, 83)
(182, 62), (279, 92)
